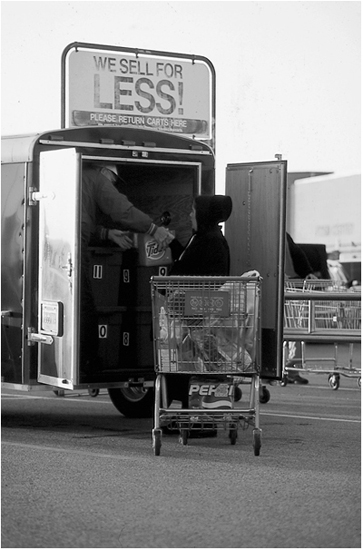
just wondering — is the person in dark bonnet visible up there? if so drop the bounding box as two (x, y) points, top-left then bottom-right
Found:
(169, 194), (232, 276)
(165, 194), (233, 413)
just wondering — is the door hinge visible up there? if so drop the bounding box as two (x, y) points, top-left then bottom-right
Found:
(29, 188), (40, 206)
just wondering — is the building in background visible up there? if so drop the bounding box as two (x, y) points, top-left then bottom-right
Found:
(286, 172), (361, 284)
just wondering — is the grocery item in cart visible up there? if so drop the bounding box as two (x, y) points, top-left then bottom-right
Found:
(156, 276), (259, 373)
(187, 327), (253, 372)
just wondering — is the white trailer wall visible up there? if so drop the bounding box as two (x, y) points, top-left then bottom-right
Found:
(290, 173), (361, 262)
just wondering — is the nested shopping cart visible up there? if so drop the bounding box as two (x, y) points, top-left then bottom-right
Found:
(283, 279), (361, 389)
(150, 275), (262, 456)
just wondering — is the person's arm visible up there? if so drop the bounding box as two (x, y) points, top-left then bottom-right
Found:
(94, 226), (134, 250)
(96, 173), (152, 231)
(96, 170), (173, 248)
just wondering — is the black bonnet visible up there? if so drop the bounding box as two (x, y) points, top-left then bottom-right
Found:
(194, 195), (233, 228)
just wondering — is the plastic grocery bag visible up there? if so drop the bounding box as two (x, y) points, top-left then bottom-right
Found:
(177, 333), (199, 372)
(186, 272), (259, 372)
(184, 326), (252, 373)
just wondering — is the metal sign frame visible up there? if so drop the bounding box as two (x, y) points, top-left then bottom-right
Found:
(61, 42), (216, 151)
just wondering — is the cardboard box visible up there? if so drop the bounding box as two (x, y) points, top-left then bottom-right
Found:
(89, 247), (123, 307)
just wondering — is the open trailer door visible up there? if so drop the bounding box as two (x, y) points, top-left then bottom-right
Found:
(36, 148), (81, 389)
(225, 159), (287, 380)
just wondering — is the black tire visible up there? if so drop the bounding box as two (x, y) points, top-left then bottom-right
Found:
(259, 386), (270, 404)
(108, 386), (154, 418)
(229, 429), (238, 445)
(179, 429), (188, 445)
(152, 429), (162, 456)
(88, 388), (99, 398)
(328, 374), (340, 391)
(234, 386), (242, 402)
(253, 430), (261, 456)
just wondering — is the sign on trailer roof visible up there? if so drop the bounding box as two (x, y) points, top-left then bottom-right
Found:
(61, 42), (215, 149)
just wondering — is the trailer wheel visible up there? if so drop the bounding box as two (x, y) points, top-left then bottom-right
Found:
(108, 387), (154, 418)
(88, 389), (99, 398)
(234, 386), (242, 402)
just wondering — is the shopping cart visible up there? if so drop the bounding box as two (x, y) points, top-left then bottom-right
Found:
(150, 276), (262, 455)
(283, 279), (361, 389)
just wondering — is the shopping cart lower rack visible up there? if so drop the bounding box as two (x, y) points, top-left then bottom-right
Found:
(150, 275), (262, 456)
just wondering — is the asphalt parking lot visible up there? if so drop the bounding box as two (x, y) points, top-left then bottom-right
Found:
(1, 363), (361, 549)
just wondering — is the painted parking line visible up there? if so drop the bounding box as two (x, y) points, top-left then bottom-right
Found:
(1, 393), (110, 403)
(1, 440), (134, 460)
(261, 411), (361, 423)
(3, 393), (360, 422)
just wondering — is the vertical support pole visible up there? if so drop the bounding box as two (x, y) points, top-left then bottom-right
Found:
(282, 340), (287, 376)
(349, 343), (354, 370)
(334, 343), (338, 369)
(301, 341), (306, 368)
(308, 300), (314, 333)
(254, 375), (260, 430)
(154, 375), (161, 429)
(160, 374), (168, 409)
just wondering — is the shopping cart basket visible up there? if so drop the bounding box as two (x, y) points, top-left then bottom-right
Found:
(283, 279), (361, 389)
(150, 276), (262, 456)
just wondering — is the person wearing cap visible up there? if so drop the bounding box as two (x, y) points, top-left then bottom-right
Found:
(165, 194), (233, 417)
(80, 163), (172, 378)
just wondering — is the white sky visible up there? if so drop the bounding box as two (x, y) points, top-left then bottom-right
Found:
(1, 0), (361, 193)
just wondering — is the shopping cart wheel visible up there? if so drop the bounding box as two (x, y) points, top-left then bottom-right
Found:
(357, 378), (361, 388)
(259, 386), (270, 404)
(252, 429), (262, 456)
(152, 429), (162, 456)
(179, 429), (188, 446)
(229, 429), (238, 445)
(88, 389), (99, 398)
(280, 376), (288, 387)
(328, 374), (340, 391)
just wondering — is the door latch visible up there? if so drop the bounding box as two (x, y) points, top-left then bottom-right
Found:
(62, 253), (73, 279)
(29, 187), (56, 206)
(28, 328), (54, 346)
